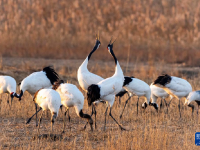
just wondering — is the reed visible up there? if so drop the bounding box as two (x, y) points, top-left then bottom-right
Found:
(0, 0), (200, 65)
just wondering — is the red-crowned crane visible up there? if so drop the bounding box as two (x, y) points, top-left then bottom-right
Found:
(153, 74), (192, 118)
(150, 83), (173, 113)
(185, 91), (200, 116)
(0, 76), (20, 107)
(118, 76), (152, 118)
(27, 88), (61, 135)
(17, 66), (59, 126)
(87, 38), (125, 130)
(52, 80), (93, 132)
(77, 34), (115, 129)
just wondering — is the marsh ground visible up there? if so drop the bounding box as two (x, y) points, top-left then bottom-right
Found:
(0, 57), (199, 149)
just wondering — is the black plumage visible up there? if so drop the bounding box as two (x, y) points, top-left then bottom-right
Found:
(116, 90), (128, 97)
(123, 76), (134, 86)
(87, 84), (101, 106)
(43, 66), (59, 85)
(153, 74), (171, 86)
(149, 102), (158, 112)
(52, 80), (64, 90)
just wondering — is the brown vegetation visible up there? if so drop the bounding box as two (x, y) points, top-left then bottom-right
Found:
(0, 0), (200, 149)
(0, 0), (200, 66)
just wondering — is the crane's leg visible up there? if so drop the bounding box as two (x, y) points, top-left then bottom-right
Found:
(160, 98), (163, 110)
(90, 104), (94, 116)
(168, 99), (173, 107)
(163, 99), (168, 114)
(26, 107), (42, 124)
(119, 97), (121, 105)
(109, 107), (126, 130)
(137, 97), (139, 115)
(50, 116), (55, 136)
(93, 106), (97, 129)
(35, 103), (38, 127)
(6, 94), (12, 110)
(7, 94), (9, 104)
(187, 103), (194, 117)
(104, 106), (108, 131)
(65, 109), (71, 131)
(178, 99), (181, 118)
(67, 109), (70, 122)
(37, 111), (44, 136)
(83, 104), (95, 130)
(120, 96), (131, 119)
(62, 108), (68, 133)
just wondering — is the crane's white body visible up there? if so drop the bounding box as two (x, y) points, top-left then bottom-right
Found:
(86, 42), (125, 130)
(96, 63), (124, 107)
(0, 76), (17, 94)
(33, 88), (61, 134)
(123, 78), (151, 104)
(160, 76), (192, 100)
(185, 91), (200, 105)
(56, 83), (84, 116)
(78, 58), (103, 91)
(77, 56), (115, 106)
(34, 89), (61, 115)
(184, 91), (200, 115)
(150, 83), (172, 103)
(154, 75), (192, 117)
(20, 71), (52, 96)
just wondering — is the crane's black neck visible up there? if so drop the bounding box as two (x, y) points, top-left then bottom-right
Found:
(110, 48), (117, 65)
(14, 90), (23, 100)
(88, 44), (99, 61)
(19, 90), (23, 98)
(79, 109), (91, 119)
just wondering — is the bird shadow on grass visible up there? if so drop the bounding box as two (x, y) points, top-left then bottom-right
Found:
(32, 134), (63, 141)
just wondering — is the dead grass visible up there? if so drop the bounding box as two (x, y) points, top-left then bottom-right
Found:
(0, 0), (200, 66)
(0, 57), (199, 149)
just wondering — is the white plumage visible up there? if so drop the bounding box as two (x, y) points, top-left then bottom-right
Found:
(77, 37), (102, 91)
(0, 76), (19, 105)
(97, 66), (124, 99)
(150, 83), (173, 113)
(20, 71), (52, 95)
(18, 66), (59, 126)
(19, 67), (59, 96)
(186, 91), (200, 104)
(32, 89), (61, 135)
(119, 76), (152, 118)
(150, 83), (169, 100)
(87, 39), (125, 130)
(185, 91), (200, 115)
(58, 83), (84, 115)
(53, 80), (93, 132)
(77, 36), (115, 128)
(35, 89), (61, 114)
(153, 74), (192, 117)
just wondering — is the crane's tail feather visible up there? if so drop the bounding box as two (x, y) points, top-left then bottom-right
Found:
(116, 89), (127, 97)
(153, 74), (171, 86)
(87, 84), (100, 106)
(43, 66), (59, 85)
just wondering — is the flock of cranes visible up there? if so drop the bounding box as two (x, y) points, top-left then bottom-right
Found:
(0, 34), (199, 135)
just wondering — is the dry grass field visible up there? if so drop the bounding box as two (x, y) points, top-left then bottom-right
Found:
(0, 57), (199, 149)
(1, 0), (200, 149)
